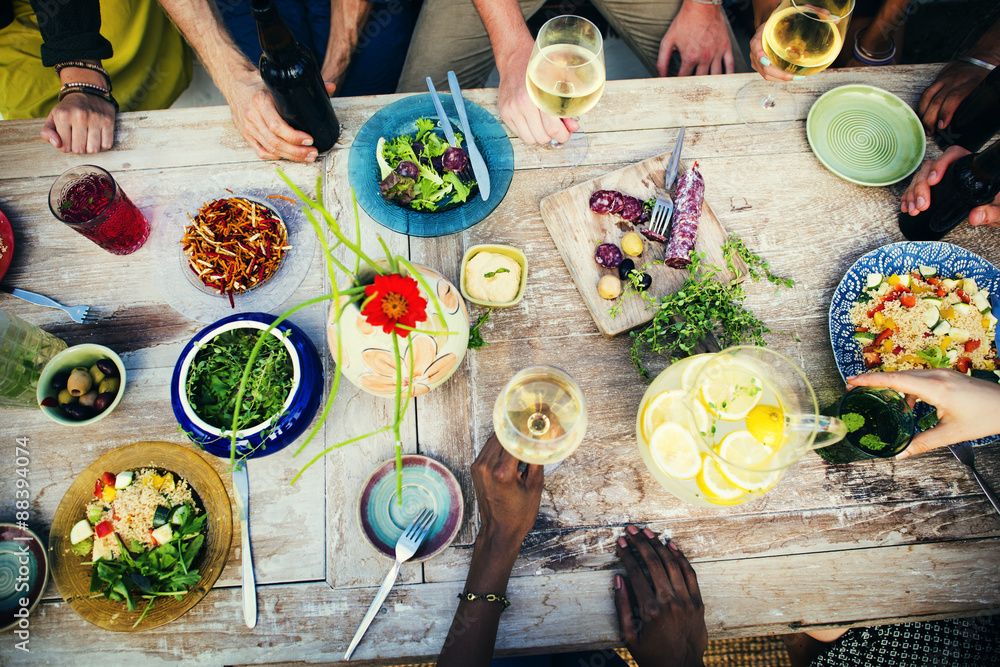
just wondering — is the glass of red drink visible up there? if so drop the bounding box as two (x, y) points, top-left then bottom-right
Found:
(48, 165), (149, 255)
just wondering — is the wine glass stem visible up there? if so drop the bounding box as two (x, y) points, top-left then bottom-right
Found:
(762, 82), (782, 109)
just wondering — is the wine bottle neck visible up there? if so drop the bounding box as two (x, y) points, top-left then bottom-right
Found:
(971, 138), (1000, 183)
(250, 0), (297, 65)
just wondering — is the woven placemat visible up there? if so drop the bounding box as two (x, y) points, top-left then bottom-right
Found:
(384, 635), (792, 667)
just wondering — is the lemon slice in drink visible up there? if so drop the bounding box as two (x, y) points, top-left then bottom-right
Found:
(717, 430), (781, 492)
(649, 422), (702, 480)
(699, 369), (764, 421)
(696, 456), (747, 503)
(680, 354), (714, 391)
(642, 390), (710, 440)
(745, 403), (785, 447)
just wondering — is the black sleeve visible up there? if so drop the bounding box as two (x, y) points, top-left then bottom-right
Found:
(30, 0), (113, 67)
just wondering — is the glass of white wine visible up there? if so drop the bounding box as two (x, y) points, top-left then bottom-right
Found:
(492, 365), (587, 470)
(525, 15), (606, 161)
(736, 0), (854, 131)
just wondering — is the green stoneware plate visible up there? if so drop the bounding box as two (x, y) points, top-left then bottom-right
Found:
(806, 85), (925, 187)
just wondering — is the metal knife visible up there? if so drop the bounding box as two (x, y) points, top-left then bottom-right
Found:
(233, 463), (257, 629)
(425, 77), (458, 147)
(990, 293), (1000, 355)
(446, 71), (490, 201)
(664, 126), (685, 192)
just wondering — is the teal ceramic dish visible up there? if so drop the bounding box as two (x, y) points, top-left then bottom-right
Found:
(806, 85), (925, 187)
(0, 524), (48, 632)
(357, 455), (463, 561)
(37, 344), (126, 426)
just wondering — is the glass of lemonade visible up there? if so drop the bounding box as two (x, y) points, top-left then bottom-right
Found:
(493, 365), (587, 467)
(525, 15), (605, 159)
(735, 0), (854, 130)
(636, 347), (847, 507)
(818, 387), (915, 463)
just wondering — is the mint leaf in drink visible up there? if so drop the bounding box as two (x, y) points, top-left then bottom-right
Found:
(860, 433), (889, 450)
(843, 412), (865, 433)
(917, 410), (940, 431)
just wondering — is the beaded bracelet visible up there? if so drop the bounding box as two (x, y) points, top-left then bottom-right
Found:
(958, 56), (997, 71)
(58, 83), (119, 113)
(853, 28), (895, 66)
(54, 61), (112, 91)
(458, 591), (510, 612)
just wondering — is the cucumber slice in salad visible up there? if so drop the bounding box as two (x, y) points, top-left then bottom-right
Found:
(918, 265), (937, 277)
(865, 273), (883, 289)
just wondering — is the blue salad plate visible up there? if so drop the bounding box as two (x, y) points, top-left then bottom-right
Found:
(829, 241), (1000, 446)
(349, 93), (514, 237)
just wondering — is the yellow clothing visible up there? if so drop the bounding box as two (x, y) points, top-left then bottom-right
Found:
(0, 0), (192, 119)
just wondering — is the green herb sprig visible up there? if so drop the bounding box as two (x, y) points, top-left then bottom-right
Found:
(484, 268), (510, 278)
(469, 309), (492, 351)
(87, 509), (206, 628)
(626, 236), (796, 377)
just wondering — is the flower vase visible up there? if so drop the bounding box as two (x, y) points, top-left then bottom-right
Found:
(328, 262), (469, 397)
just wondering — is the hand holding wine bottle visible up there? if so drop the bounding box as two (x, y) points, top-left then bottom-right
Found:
(900, 144), (1000, 236)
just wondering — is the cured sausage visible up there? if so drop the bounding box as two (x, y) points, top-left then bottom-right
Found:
(619, 196), (643, 221)
(663, 162), (705, 269)
(589, 190), (618, 214)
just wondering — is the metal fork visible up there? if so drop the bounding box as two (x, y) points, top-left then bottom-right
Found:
(344, 508), (437, 660)
(424, 77), (475, 183)
(949, 442), (1000, 515)
(648, 126), (686, 238)
(0, 286), (97, 323)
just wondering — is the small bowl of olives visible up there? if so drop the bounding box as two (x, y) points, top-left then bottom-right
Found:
(36, 344), (126, 426)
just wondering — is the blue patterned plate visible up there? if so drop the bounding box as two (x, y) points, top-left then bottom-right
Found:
(829, 241), (1000, 446)
(349, 94), (514, 238)
(357, 455), (464, 561)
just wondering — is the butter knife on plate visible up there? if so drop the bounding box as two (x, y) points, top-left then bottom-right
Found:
(446, 71), (490, 200)
(233, 462), (257, 628)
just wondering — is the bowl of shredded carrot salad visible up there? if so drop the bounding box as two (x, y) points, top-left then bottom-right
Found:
(182, 197), (291, 307)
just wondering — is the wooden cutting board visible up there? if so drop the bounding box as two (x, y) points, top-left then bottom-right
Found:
(540, 153), (746, 337)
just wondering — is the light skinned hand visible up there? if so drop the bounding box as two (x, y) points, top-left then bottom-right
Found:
(658, 1), (735, 76)
(847, 370), (1000, 458)
(749, 19), (796, 82)
(470, 433), (543, 544)
(224, 69), (336, 162)
(40, 93), (116, 154)
(614, 526), (707, 667)
(918, 60), (990, 134)
(496, 35), (579, 145)
(900, 145), (1000, 227)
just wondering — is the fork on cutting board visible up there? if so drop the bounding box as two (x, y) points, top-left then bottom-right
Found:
(344, 508), (437, 659)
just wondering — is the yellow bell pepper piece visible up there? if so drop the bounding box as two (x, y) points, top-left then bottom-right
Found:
(939, 335), (953, 350)
(874, 312), (885, 328)
(942, 307), (955, 320)
(883, 318), (896, 330)
(102, 485), (116, 502)
(887, 274), (900, 286)
(881, 339), (894, 354)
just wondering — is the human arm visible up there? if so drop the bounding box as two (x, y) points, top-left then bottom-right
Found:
(918, 18), (1000, 132)
(900, 145), (1000, 226)
(658, 0), (735, 76)
(471, 0), (577, 144)
(614, 526), (707, 667)
(157, 0), (327, 161)
(847, 370), (1000, 458)
(437, 433), (543, 666)
(321, 0), (373, 91)
(839, 0), (910, 68)
(748, 0), (795, 81)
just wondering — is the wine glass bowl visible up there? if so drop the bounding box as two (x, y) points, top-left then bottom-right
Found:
(492, 365), (587, 467)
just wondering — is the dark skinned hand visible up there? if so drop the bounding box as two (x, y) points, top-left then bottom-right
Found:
(614, 525), (707, 667)
(918, 61), (990, 134)
(470, 433), (543, 545)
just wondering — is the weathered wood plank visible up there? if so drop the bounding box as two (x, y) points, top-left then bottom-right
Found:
(6, 538), (998, 664)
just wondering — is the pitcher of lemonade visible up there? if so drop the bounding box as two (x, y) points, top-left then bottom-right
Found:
(635, 346), (847, 507)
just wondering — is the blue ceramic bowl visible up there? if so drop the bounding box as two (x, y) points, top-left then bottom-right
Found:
(171, 313), (323, 459)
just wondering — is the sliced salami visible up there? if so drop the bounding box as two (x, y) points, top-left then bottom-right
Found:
(620, 195), (643, 221)
(608, 190), (625, 214)
(639, 228), (668, 243)
(663, 162), (705, 269)
(589, 190), (618, 214)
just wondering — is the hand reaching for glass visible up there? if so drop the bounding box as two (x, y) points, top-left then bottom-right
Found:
(614, 526), (708, 667)
(847, 370), (1000, 458)
(900, 145), (1000, 227)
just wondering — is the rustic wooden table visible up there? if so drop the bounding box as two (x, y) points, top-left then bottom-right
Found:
(1, 65), (998, 665)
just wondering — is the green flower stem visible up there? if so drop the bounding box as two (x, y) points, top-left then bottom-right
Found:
(392, 333), (404, 504)
(290, 425), (393, 485)
(352, 191), (362, 277)
(395, 324), (457, 336)
(396, 257), (449, 332)
(376, 235), (399, 275)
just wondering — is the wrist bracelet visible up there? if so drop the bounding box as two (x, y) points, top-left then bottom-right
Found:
(957, 56), (997, 71)
(55, 61), (111, 91)
(58, 84), (119, 113)
(854, 26), (896, 63)
(458, 591), (510, 612)
(686, 0), (724, 5)
(853, 44), (895, 66)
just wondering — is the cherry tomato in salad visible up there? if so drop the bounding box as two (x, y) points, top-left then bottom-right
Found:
(95, 521), (113, 538)
(900, 293), (917, 308)
(863, 351), (882, 369)
(94, 479), (103, 498)
(956, 357), (972, 373)
(956, 289), (972, 304)
(101, 471), (116, 487)
(873, 329), (894, 346)
(965, 340), (981, 353)
(936, 287), (947, 297)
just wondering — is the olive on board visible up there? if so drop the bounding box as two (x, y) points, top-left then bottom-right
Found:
(617, 258), (636, 281)
(67, 367), (93, 397)
(62, 403), (95, 421)
(50, 371), (70, 393)
(58, 389), (76, 406)
(635, 272), (653, 291)
(94, 392), (116, 413)
(598, 275), (622, 300)
(96, 359), (119, 379)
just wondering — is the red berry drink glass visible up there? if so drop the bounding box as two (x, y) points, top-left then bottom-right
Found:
(48, 165), (149, 255)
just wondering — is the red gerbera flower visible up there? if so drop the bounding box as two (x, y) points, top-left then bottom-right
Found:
(361, 273), (428, 337)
